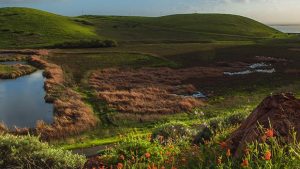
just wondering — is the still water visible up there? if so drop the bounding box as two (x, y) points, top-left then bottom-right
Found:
(270, 25), (300, 33)
(0, 69), (53, 128)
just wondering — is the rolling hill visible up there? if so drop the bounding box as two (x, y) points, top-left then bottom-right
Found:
(82, 13), (286, 43)
(0, 7), (286, 48)
(0, 7), (98, 48)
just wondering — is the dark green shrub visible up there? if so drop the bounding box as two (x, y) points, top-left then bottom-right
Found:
(224, 112), (247, 126)
(53, 39), (118, 49)
(0, 134), (86, 169)
(193, 126), (213, 145)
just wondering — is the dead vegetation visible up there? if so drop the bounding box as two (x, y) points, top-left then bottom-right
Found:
(89, 67), (233, 114)
(0, 64), (36, 79)
(0, 54), (99, 140)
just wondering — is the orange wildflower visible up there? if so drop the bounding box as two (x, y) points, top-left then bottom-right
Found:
(161, 166), (166, 169)
(265, 128), (274, 138)
(220, 142), (227, 149)
(117, 163), (123, 169)
(241, 159), (249, 167)
(145, 152), (151, 158)
(226, 149), (231, 157)
(264, 150), (271, 161)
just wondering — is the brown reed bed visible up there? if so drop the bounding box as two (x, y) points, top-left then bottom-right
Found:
(88, 66), (232, 115)
(28, 55), (98, 140)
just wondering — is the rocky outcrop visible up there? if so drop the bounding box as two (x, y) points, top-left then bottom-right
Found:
(227, 93), (300, 156)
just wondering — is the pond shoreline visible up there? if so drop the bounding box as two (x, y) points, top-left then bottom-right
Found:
(0, 50), (98, 141)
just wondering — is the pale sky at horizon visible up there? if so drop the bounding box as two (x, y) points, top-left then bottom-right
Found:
(0, 0), (299, 24)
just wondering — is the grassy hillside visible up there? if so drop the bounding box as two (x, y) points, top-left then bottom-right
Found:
(81, 14), (286, 43)
(0, 7), (287, 48)
(0, 7), (98, 48)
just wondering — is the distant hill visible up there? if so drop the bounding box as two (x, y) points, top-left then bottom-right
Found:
(81, 13), (286, 43)
(0, 7), (98, 48)
(0, 7), (286, 48)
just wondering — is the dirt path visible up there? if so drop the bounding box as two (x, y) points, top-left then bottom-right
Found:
(71, 144), (112, 157)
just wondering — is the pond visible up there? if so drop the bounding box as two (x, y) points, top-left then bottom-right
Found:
(0, 63), (53, 129)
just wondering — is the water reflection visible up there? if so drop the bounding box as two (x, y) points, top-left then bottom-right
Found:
(0, 70), (53, 128)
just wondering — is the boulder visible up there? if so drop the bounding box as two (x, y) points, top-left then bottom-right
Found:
(227, 93), (300, 156)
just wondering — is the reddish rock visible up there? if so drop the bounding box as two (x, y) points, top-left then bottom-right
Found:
(227, 93), (300, 156)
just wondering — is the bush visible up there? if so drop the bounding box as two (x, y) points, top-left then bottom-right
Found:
(224, 112), (247, 126)
(152, 122), (193, 143)
(193, 125), (213, 145)
(101, 134), (181, 168)
(53, 39), (118, 49)
(0, 134), (86, 169)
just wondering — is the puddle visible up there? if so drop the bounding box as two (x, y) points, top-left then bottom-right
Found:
(224, 62), (276, 76)
(0, 61), (28, 65)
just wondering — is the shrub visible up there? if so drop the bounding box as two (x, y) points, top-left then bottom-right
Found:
(101, 134), (181, 168)
(0, 134), (86, 169)
(53, 39), (118, 49)
(224, 112), (247, 126)
(193, 125), (213, 145)
(152, 122), (193, 142)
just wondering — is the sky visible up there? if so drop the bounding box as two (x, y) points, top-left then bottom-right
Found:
(0, 0), (299, 24)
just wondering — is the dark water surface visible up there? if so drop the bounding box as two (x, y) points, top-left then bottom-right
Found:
(0, 69), (53, 128)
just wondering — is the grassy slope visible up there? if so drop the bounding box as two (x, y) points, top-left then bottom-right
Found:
(0, 7), (98, 48)
(82, 14), (286, 42)
(0, 7), (287, 48)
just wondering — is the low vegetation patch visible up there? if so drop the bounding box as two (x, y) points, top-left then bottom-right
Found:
(0, 134), (86, 169)
(88, 66), (238, 115)
(53, 39), (118, 49)
(83, 94), (298, 168)
(0, 64), (36, 79)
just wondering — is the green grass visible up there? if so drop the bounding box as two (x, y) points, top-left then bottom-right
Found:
(0, 7), (289, 48)
(81, 14), (287, 43)
(0, 7), (98, 48)
(48, 52), (178, 83)
(0, 65), (14, 73)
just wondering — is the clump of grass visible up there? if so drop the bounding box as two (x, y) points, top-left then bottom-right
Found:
(0, 134), (86, 169)
(0, 64), (36, 79)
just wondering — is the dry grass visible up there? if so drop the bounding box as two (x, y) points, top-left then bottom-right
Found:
(0, 64), (36, 79)
(3, 54), (99, 140)
(89, 67), (231, 114)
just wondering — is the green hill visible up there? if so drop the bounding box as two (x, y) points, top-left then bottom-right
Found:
(0, 7), (286, 48)
(0, 7), (98, 48)
(82, 14), (285, 42)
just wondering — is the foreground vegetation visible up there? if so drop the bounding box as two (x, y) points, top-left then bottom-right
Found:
(0, 134), (86, 169)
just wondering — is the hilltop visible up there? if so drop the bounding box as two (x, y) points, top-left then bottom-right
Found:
(0, 7), (98, 48)
(82, 13), (285, 42)
(0, 7), (286, 48)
